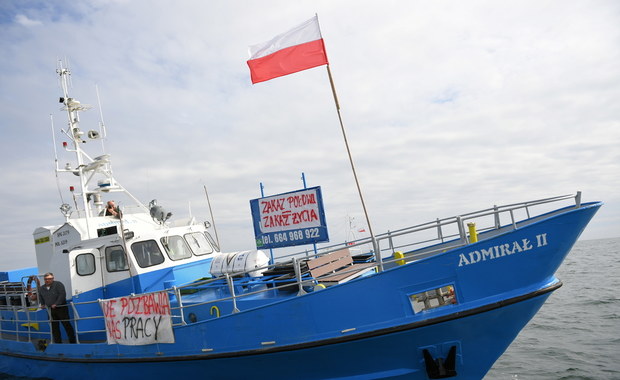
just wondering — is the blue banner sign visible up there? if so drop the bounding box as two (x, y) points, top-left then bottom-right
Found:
(250, 186), (329, 249)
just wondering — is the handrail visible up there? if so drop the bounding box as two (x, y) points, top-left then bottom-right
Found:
(0, 193), (585, 343)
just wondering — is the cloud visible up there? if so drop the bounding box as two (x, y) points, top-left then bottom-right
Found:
(0, 0), (619, 270)
(14, 14), (42, 27)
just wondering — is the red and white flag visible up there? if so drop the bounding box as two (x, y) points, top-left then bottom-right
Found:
(247, 16), (329, 84)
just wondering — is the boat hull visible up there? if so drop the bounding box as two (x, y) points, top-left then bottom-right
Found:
(1, 285), (555, 379)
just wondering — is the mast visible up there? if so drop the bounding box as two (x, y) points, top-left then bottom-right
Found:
(54, 61), (149, 237)
(57, 62), (94, 235)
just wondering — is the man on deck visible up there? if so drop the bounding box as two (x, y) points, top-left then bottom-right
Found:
(38, 272), (77, 344)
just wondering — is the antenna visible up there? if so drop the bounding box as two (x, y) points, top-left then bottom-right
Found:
(55, 58), (63, 89)
(94, 84), (113, 180)
(66, 57), (74, 89)
(95, 84), (108, 141)
(203, 184), (221, 248)
(50, 114), (66, 205)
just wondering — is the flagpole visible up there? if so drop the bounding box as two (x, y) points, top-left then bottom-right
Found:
(247, 14), (382, 269)
(325, 64), (383, 272)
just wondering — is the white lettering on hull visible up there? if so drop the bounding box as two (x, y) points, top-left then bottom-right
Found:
(458, 234), (547, 267)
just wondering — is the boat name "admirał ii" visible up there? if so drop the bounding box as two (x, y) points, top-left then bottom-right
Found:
(458, 233), (548, 267)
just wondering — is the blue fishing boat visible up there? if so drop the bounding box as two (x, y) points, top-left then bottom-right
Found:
(0, 64), (601, 379)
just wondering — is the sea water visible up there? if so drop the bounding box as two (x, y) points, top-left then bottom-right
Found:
(486, 237), (620, 379)
(1, 238), (618, 379)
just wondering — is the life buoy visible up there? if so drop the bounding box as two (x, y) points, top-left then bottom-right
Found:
(26, 275), (40, 302)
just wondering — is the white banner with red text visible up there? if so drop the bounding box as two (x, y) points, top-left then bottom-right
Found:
(99, 291), (175, 345)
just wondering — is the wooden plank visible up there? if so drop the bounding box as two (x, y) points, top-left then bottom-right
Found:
(308, 249), (353, 278)
(307, 248), (351, 270)
(306, 248), (375, 285)
(310, 259), (345, 278)
(318, 263), (374, 284)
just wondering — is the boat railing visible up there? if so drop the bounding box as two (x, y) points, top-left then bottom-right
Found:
(388, 194), (568, 267)
(367, 192), (580, 269)
(0, 192), (584, 343)
(272, 193), (580, 269)
(0, 298), (51, 343)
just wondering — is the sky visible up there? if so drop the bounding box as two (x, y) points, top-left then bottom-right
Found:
(0, 1), (618, 270)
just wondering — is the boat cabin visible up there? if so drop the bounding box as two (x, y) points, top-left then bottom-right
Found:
(31, 211), (222, 303)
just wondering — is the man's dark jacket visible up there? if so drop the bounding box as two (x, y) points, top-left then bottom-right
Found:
(38, 281), (68, 307)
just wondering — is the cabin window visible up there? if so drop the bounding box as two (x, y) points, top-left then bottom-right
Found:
(105, 245), (129, 272)
(184, 232), (213, 256)
(131, 240), (165, 268)
(76, 253), (96, 276)
(409, 285), (457, 313)
(161, 236), (192, 261)
(205, 232), (219, 252)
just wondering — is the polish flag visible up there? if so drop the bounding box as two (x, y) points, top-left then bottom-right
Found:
(247, 16), (329, 84)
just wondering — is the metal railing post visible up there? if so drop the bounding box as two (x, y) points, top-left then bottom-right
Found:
(174, 286), (186, 325)
(457, 216), (467, 244)
(436, 218), (444, 242)
(24, 306), (31, 342)
(13, 308), (18, 336)
(69, 302), (81, 344)
(225, 274), (240, 314)
(45, 307), (53, 343)
(293, 257), (307, 296)
(575, 191), (582, 207)
(387, 231), (394, 254)
(375, 239), (384, 273)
